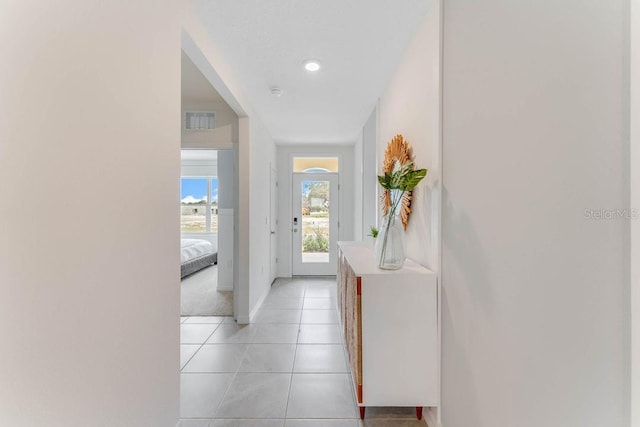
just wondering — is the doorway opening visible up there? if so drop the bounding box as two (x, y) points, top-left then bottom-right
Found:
(179, 48), (239, 317)
(180, 149), (234, 316)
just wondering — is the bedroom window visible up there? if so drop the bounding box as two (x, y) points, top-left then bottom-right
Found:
(180, 177), (218, 233)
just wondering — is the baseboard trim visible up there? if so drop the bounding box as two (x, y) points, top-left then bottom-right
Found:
(248, 287), (269, 321)
(237, 283), (270, 324)
(426, 406), (441, 427)
(216, 283), (233, 291)
(236, 315), (250, 324)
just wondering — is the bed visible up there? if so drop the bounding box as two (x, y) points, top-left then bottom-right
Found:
(181, 238), (217, 279)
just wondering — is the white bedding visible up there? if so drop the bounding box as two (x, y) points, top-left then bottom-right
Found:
(181, 239), (216, 264)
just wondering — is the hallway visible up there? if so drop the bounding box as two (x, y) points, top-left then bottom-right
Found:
(179, 277), (428, 426)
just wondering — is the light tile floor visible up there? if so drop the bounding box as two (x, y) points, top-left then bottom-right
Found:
(179, 277), (429, 427)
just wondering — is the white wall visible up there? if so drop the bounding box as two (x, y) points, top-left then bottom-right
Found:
(182, 101), (237, 138)
(354, 106), (379, 244)
(236, 119), (251, 319)
(182, 103), (237, 138)
(276, 144), (356, 277)
(228, 117), (277, 321)
(362, 107), (379, 244)
(631, 0), (640, 424)
(181, 101), (238, 149)
(354, 133), (364, 241)
(373, 5), (441, 423)
(0, 1), (181, 426)
(181, 159), (217, 177)
(217, 149), (235, 290)
(377, 2), (441, 272)
(246, 117), (277, 317)
(229, 103), (278, 323)
(181, 50), (239, 148)
(441, 1), (629, 427)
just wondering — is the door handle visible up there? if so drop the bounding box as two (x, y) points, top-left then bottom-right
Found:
(270, 231), (276, 235)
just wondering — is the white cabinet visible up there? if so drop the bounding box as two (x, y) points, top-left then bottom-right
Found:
(337, 241), (438, 420)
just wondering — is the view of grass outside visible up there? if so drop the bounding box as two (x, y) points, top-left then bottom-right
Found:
(180, 209), (218, 233)
(301, 181), (330, 258)
(181, 177), (218, 233)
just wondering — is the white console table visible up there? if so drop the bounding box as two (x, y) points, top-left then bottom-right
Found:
(336, 241), (439, 420)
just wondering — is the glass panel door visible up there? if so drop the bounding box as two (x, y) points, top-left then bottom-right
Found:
(292, 173), (338, 275)
(301, 179), (330, 263)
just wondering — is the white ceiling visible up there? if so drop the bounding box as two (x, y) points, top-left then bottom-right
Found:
(191, 0), (430, 144)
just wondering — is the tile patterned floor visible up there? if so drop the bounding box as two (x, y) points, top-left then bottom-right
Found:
(179, 277), (429, 427)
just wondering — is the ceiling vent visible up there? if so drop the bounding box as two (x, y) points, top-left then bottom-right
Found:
(184, 111), (216, 130)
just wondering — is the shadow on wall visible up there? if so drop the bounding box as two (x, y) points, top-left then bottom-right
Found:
(441, 185), (492, 426)
(441, 185), (493, 313)
(441, 303), (481, 426)
(407, 183), (430, 265)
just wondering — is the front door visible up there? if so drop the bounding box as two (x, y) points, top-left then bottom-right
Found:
(292, 173), (339, 275)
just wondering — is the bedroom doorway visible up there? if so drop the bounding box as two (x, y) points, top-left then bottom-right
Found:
(180, 149), (234, 316)
(179, 49), (240, 318)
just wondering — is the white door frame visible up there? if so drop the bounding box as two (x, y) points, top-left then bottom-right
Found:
(269, 165), (278, 284)
(291, 173), (339, 275)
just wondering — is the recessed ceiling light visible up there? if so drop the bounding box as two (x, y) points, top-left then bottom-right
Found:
(303, 59), (321, 72)
(270, 87), (283, 97)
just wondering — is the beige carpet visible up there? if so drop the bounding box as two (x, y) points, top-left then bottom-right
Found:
(180, 265), (233, 316)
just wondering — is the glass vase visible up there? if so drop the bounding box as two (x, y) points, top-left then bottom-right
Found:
(375, 212), (406, 270)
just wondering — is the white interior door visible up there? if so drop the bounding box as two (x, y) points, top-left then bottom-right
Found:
(269, 166), (278, 283)
(292, 173), (339, 275)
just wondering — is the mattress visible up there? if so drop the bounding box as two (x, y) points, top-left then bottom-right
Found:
(181, 239), (217, 278)
(181, 238), (215, 263)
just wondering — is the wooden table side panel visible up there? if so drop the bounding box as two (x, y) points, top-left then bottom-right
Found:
(345, 262), (362, 402)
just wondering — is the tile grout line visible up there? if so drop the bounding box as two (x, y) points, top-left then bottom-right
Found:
(206, 337), (252, 421)
(283, 280), (306, 420)
(209, 369), (239, 421)
(180, 322), (224, 371)
(216, 279), (302, 422)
